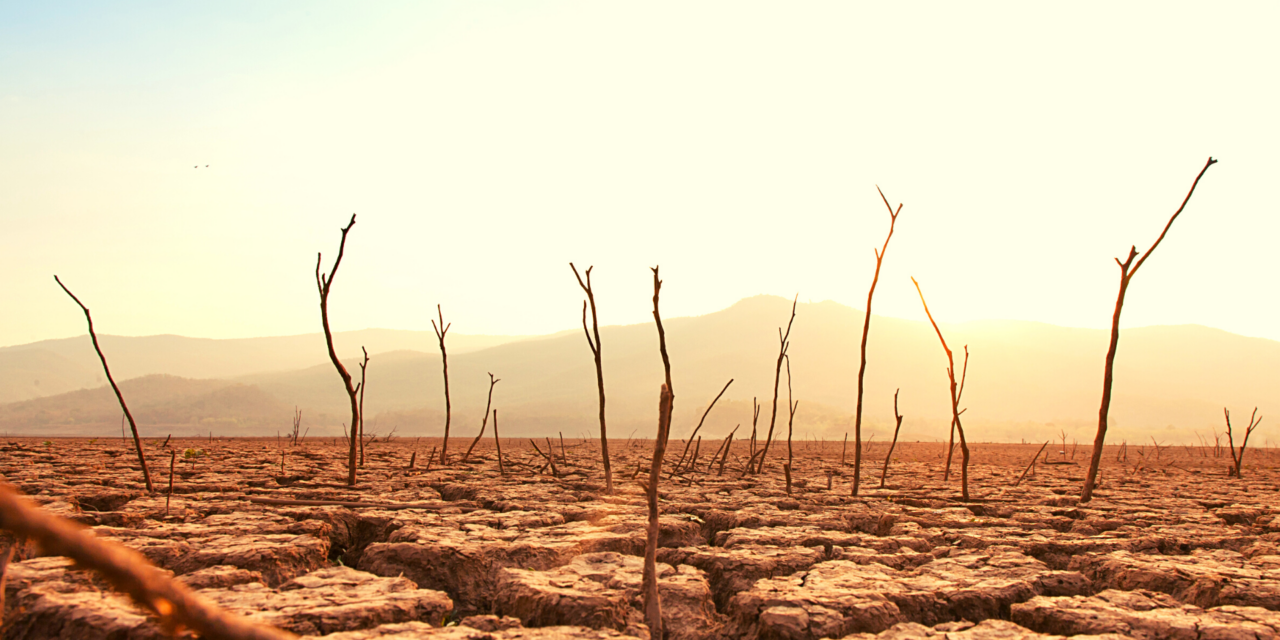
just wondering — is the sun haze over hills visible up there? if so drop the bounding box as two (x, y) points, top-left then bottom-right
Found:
(1, 296), (1274, 447)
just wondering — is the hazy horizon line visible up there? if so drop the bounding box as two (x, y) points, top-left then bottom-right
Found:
(5, 293), (1275, 350)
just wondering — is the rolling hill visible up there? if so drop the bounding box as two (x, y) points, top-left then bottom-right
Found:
(1, 295), (1276, 446)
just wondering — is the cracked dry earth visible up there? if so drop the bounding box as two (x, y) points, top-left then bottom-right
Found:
(2, 438), (1280, 639)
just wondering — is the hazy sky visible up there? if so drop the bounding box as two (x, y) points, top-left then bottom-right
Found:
(3, 2), (1277, 348)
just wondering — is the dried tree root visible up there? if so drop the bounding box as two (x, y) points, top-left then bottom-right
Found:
(0, 482), (294, 640)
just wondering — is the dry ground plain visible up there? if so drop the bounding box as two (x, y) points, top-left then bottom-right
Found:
(2, 435), (1280, 639)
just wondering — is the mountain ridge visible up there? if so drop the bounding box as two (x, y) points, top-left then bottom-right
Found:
(1, 295), (1275, 445)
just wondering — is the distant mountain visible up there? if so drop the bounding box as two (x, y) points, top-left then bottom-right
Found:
(0, 329), (528, 403)
(0, 374), (287, 436)
(1, 296), (1276, 445)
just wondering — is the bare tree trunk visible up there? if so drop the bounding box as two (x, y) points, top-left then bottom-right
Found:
(943, 352), (967, 481)
(462, 373), (500, 462)
(313, 215), (361, 486)
(642, 266), (675, 638)
(493, 410), (504, 475)
(749, 398), (759, 464)
(357, 347), (369, 467)
(1082, 157), (1216, 502)
(853, 187), (902, 496)
(757, 295), (797, 474)
(912, 278), (971, 501)
(880, 389), (903, 489)
(785, 355), (798, 475)
(717, 428), (737, 476)
(572, 264), (613, 493)
(1224, 407), (1264, 477)
(432, 305), (452, 465)
(54, 277), (153, 492)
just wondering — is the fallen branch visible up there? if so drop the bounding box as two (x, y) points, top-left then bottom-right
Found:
(1014, 441), (1051, 487)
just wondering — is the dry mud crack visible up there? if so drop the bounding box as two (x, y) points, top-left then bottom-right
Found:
(1, 438), (1279, 639)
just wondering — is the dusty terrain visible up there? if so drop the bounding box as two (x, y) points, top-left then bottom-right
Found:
(2, 435), (1278, 639)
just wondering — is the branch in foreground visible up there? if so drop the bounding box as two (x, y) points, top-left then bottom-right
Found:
(0, 482), (294, 639)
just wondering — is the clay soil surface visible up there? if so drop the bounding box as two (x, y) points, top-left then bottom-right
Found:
(3, 436), (1280, 639)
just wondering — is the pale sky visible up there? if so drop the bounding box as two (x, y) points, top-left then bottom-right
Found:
(3, 2), (1277, 348)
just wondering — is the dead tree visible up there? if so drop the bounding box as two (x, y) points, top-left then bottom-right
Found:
(431, 305), (452, 465)
(1081, 157), (1217, 502)
(879, 389), (904, 489)
(291, 407), (303, 446)
(943, 346), (969, 481)
(55, 276), (153, 492)
(0, 482), (292, 639)
(756, 295), (797, 473)
(572, 263), (614, 493)
(785, 355), (798, 471)
(671, 378), (733, 476)
(643, 266), (675, 637)
(358, 347), (369, 467)
(749, 398), (760, 463)
(853, 187), (903, 496)
(314, 214), (362, 486)
(1225, 407), (1264, 477)
(912, 277), (971, 501)
(493, 410), (505, 475)
(462, 373), (500, 462)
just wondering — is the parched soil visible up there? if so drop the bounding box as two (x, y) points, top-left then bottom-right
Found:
(1, 436), (1279, 639)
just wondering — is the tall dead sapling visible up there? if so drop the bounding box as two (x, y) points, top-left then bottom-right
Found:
(643, 266), (675, 638)
(572, 263), (614, 493)
(1081, 157), (1217, 502)
(493, 410), (505, 475)
(358, 347), (369, 467)
(943, 346), (969, 481)
(742, 398), (765, 478)
(756, 295), (797, 474)
(315, 213), (362, 486)
(291, 407), (305, 446)
(912, 277), (972, 501)
(853, 186), (903, 496)
(1225, 407), (1264, 477)
(784, 354), (799, 495)
(671, 378), (732, 476)
(879, 389), (904, 489)
(432, 305), (453, 465)
(55, 276), (153, 492)
(749, 398), (760, 463)
(462, 373), (501, 462)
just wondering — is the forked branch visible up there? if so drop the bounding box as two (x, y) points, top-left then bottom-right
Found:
(853, 186), (903, 496)
(572, 263), (613, 492)
(432, 305), (452, 464)
(315, 214), (361, 486)
(1081, 157), (1217, 502)
(912, 277), (971, 501)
